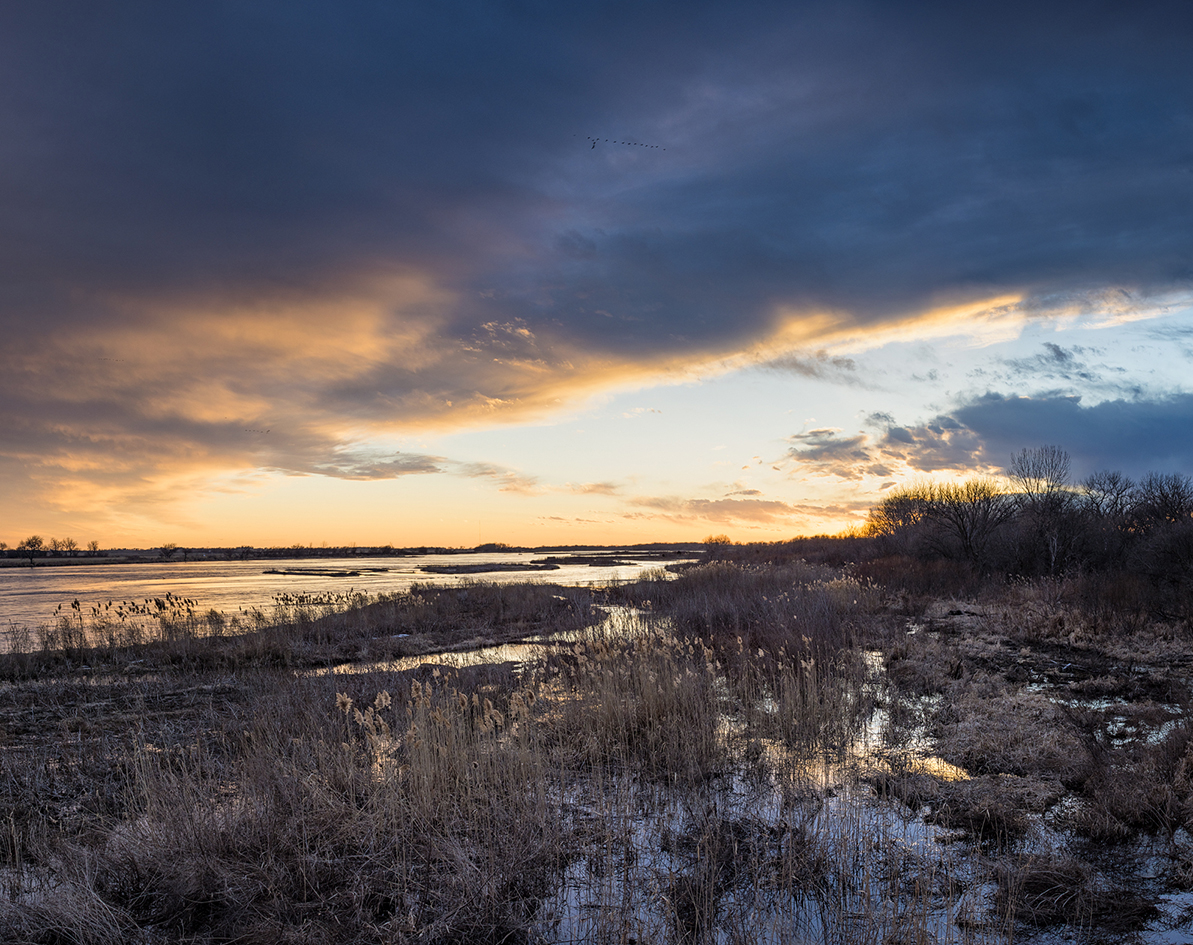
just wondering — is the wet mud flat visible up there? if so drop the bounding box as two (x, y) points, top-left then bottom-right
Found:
(2, 565), (1193, 943)
(873, 596), (1193, 943)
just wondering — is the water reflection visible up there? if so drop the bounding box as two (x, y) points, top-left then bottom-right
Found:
(0, 554), (691, 629)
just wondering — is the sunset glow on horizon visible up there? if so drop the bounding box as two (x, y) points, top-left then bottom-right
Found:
(4, 3), (1193, 549)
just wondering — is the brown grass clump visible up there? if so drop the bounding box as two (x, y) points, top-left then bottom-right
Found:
(545, 634), (727, 782)
(995, 855), (1158, 932)
(932, 688), (1091, 784)
(924, 787), (1030, 850)
(613, 561), (881, 658)
(18, 672), (566, 944)
(1061, 719), (1193, 841)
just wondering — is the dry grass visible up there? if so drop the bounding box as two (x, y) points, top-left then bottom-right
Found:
(995, 854), (1159, 932)
(4, 560), (1193, 942)
(0, 566), (886, 944)
(0, 582), (600, 680)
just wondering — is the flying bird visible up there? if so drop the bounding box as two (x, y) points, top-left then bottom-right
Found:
(581, 135), (665, 150)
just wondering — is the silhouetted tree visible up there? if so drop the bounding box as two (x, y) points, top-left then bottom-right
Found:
(865, 482), (935, 555)
(929, 478), (1016, 568)
(1078, 470), (1136, 569)
(1083, 470), (1135, 519)
(1131, 472), (1193, 529)
(703, 534), (732, 560)
(1006, 446), (1080, 575)
(1008, 445), (1071, 504)
(17, 535), (44, 566)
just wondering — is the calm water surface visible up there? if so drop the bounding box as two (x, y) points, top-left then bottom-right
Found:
(0, 553), (683, 629)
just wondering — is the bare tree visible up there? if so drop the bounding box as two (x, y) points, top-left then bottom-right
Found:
(1083, 470), (1136, 519)
(703, 534), (732, 560)
(49, 537), (64, 555)
(1076, 469), (1137, 569)
(159, 543), (179, 560)
(928, 478), (1016, 567)
(1005, 446), (1083, 574)
(87, 540), (100, 556)
(1131, 472), (1193, 528)
(1008, 445), (1072, 506)
(865, 482), (936, 554)
(17, 535), (44, 566)
(61, 537), (78, 557)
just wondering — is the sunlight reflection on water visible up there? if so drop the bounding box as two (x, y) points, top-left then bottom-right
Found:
(0, 555), (688, 629)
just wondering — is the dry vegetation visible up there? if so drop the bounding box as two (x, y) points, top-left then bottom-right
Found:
(3, 551), (1193, 943)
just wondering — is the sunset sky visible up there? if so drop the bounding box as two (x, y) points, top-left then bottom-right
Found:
(3, 2), (1193, 549)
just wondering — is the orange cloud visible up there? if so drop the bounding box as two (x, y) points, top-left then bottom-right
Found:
(2, 272), (1178, 543)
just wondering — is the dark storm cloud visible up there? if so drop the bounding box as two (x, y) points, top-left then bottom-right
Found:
(788, 392), (1193, 481)
(5, 2), (1192, 337)
(4, 1), (1193, 502)
(952, 392), (1193, 478)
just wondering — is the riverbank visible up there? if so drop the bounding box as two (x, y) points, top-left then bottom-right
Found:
(0, 552), (699, 632)
(0, 555), (145, 568)
(0, 544), (702, 568)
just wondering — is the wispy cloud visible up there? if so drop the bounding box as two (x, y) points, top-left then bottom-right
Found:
(564, 482), (623, 496)
(759, 350), (867, 386)
(626, 495), (801, 526)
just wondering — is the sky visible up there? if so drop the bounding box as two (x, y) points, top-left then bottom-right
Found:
(3, 1), (1193, 549)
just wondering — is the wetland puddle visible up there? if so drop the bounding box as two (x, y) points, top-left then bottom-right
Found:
(316, 607), (1193, 944)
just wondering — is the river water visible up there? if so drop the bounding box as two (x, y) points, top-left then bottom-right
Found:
(0, 552), (686, 630)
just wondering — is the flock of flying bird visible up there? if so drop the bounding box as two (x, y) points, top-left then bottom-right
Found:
(582, 135), (665, 150)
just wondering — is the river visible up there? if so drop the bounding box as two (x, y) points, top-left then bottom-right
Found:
(0, 552), (688, 630)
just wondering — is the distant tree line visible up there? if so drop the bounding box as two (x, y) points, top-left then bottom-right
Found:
(2, 536), (102, 564)
(865, 446), (1193, 593)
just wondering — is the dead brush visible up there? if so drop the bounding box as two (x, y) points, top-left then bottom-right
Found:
(932, 687), (1091, 785)
(1062, 718), (1193, 841)
(314, 581), (596, 640)
(995, 854), (1158, 932)
(614, 562), (879, 659)
(0, 664), (570, 944)
(0, 866), (132, 945)
(0, 582), (597, 682)
(0, 574), (732, 943)
(662, 811), (770, 943)
(769, 646), (872, 758)
(925, 790), (1028, 851)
